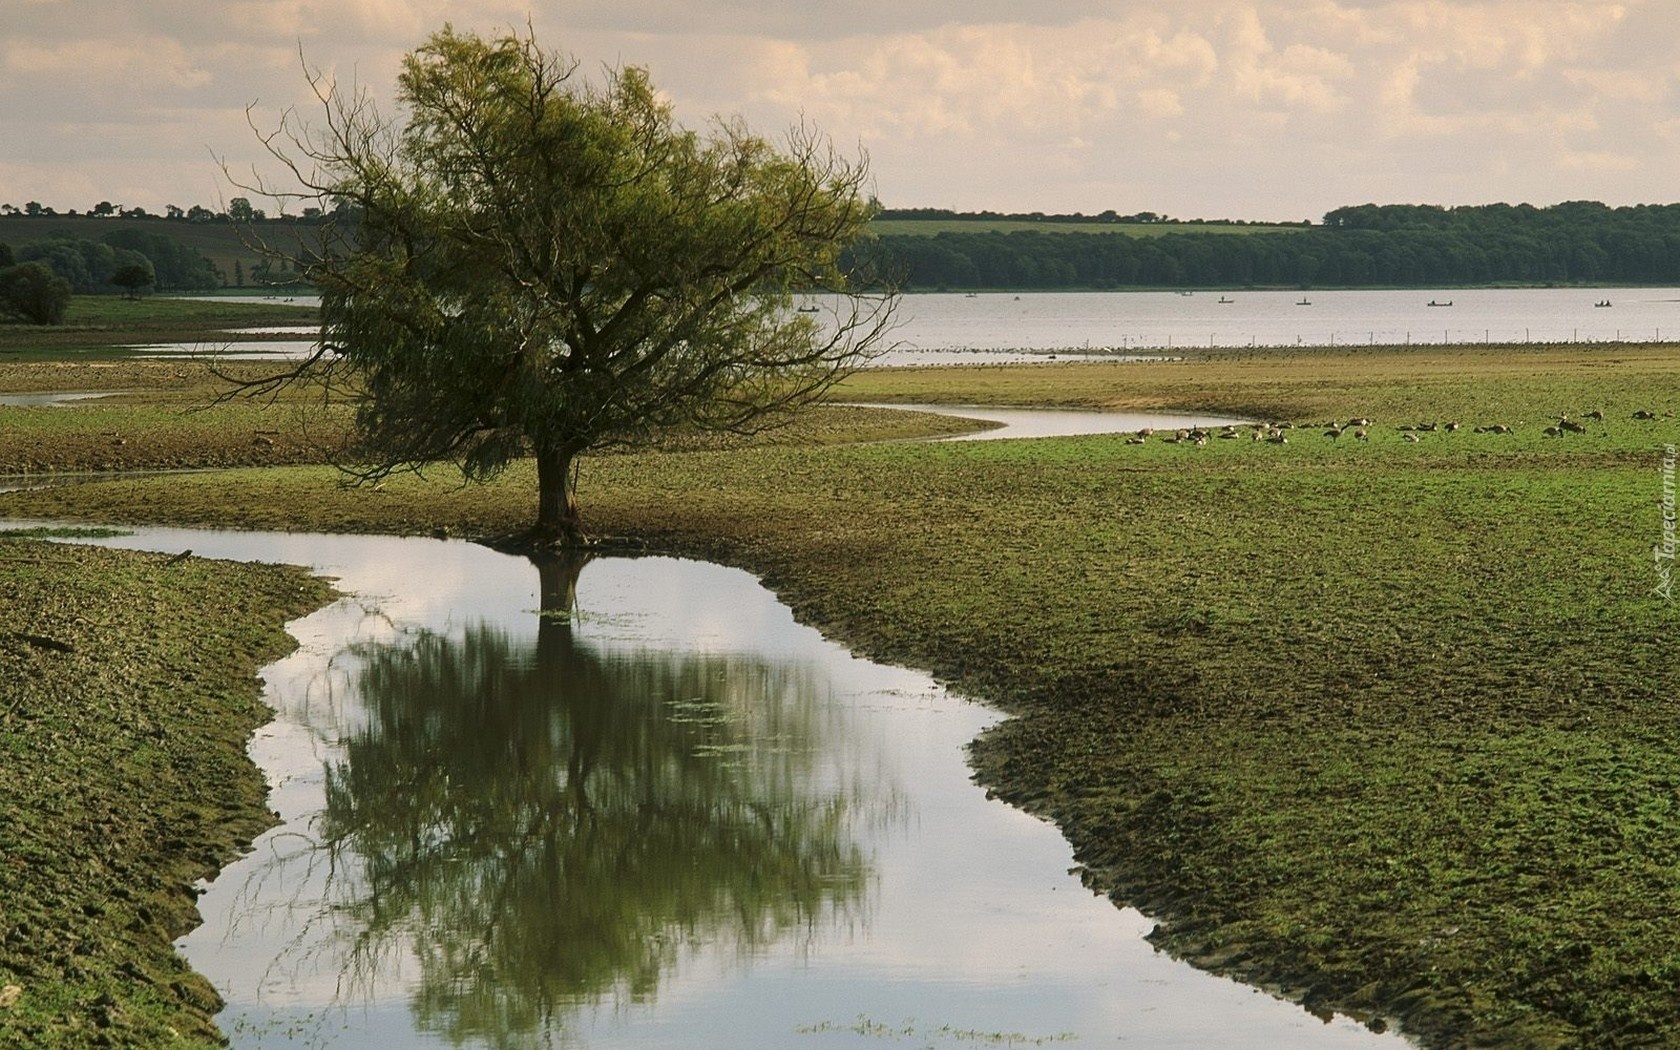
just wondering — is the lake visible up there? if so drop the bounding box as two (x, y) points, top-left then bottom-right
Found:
(870, 287), (1680, 352)
(172, 287), (1680, 363)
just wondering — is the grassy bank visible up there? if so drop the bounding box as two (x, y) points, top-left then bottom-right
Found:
(0, 296), (317, 357)
(0, 532), (332, 1047)
(2, 344), (1677, 1045)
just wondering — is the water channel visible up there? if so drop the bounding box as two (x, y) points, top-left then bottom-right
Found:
(8, 408), (1405, 1048)
(26, 528), (1395, 1050)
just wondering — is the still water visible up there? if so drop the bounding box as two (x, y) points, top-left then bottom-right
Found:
(31, 525), (1403, 1048)
(174, 287), (1680, 361)
(878, 288), (1680, 351)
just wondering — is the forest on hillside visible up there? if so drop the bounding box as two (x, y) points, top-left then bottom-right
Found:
(851, 202), (1680, 290)
(7, 200), (1680, 298)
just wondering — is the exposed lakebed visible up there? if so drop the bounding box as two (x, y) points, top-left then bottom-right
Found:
(10, 406), (1403, 1047)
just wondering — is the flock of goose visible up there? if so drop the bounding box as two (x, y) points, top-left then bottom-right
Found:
(1121, 409), (1664, 447)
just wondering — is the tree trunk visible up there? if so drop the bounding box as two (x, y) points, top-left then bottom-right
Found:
(534, 444), (585, 546)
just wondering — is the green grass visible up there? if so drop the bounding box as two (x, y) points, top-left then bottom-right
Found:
(0, 538), (331, 1048)
(0, 296), (317, 358)
(2, 343), (1679, 1046)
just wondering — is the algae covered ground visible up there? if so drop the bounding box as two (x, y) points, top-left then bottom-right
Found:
(0, 532), (331, 1047)
(3, 336), (1679, 1046)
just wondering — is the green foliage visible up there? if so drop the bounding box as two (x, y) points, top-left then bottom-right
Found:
(100, 227), (218, 291)
(272, 25), (890, 539)
(0, 262), (71, 324)
(108, 261), (154, 299)
(858, 200), (1680, 290)
(0, 241), (12, 268)
(14, 237), (149, 294)
(0, 213), (299, 289)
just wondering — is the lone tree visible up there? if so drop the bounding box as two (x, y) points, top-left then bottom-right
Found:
(246, 26), (893, 545)
(110, 262), (155, 299)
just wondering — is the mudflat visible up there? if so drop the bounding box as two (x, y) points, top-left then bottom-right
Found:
(2, 338), (1677, 1045)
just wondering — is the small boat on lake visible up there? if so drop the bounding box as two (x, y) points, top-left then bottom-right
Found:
(1217, 296), (1234, 304)
(1427, 300), (1452, 307)
(1296, 298), (1312, 306)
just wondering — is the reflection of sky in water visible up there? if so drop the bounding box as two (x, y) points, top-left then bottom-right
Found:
(17, 526), (1401, 1048)
(0, 391), (123, 407)
(853, 403), (1252, 440)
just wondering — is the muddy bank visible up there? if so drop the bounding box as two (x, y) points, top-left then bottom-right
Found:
(0, 535), (332, 1047)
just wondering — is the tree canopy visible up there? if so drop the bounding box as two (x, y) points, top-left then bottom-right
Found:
(251, 26), (892, 545)
(0, 262), (71, 325)
(856, 201), (1680, 291)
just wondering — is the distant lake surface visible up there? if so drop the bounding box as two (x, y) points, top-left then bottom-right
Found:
(178, 287), (1680, 363)
(866, 288), (1680, 353)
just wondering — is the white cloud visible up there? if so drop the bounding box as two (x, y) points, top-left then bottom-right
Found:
(1, 1), (1677, 219)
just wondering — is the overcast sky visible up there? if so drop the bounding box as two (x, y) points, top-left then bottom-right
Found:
(3, 0), (1676, 222)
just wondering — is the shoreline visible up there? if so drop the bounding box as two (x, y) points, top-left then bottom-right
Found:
(0, 535), (333, 1046)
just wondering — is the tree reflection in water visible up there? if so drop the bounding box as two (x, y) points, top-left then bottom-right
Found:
(312, 552), (876, 1045)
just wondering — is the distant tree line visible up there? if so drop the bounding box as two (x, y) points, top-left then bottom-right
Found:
(0, 226), (229, 323)
(0, 196), (341, 224)
(851, 201), (1680, 289)
(10, 230), (219, 294)
(872, 206), (1305, 228)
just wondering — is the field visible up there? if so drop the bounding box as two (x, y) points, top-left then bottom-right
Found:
(0, 295), (317, 357)
(2, 315), (1678, 1046)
